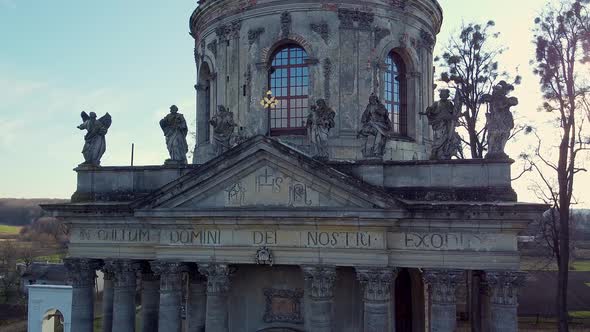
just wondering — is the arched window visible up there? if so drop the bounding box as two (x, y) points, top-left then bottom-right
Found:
(384, 52), (407, 136)
(269, 45), (309, 136)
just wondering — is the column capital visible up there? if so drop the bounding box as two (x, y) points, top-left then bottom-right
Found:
(484, 271), (527, 306)
(422, 269), (464, 304)
(103, 259), (141, 287)
(301, 265), (337, 300)
(198, 263), (232, 295)
(150, 261), (187, 290)
(356, 267), (398, 302)
(64, 258), (102, 287)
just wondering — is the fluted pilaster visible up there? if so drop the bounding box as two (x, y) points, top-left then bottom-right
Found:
(423, 269), (464, 332)
(356, 267), (397, 332)
(302, 266), (336, 332)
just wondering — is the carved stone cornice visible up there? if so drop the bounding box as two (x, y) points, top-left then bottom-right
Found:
(356, 267), (398, 302)
(103, 259), (141, 287)
(485, 271), (527, 306)
(150, 261), (186, 290)
(248, 27), (265, 46)
(391, 0), (409, 10)
(64, 258), (102, 288)
(215, 20), (241, 41)
(422, 269), (464, 304)
(198, 263), (232, 295)
(419, 29), (435, 51)
(338, 8), (374, 30)
(302, 266), (336, 300)
(310, 22), (330, 43)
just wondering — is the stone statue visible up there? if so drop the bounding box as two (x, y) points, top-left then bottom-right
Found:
(483, 81), (518, 160)
(210, 105), (237, 156)
(77, 111), (112, 166)
(358, 94), (392, 159)
(421, 89), (462, 160)
(160, 105), (189, 165)
(306, 99), (336, 160)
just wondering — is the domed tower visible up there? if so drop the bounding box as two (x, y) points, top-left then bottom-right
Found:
(190, 0), (443, 163)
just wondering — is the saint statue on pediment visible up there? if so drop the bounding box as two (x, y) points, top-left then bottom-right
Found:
(160, 105), (189, 165)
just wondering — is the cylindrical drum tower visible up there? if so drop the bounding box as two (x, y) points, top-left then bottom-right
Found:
(190, 0), (443, 163)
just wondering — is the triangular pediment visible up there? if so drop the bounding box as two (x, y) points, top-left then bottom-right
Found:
(135, 136), (401, 210)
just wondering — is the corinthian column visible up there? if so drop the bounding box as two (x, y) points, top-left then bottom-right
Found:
(484, 271), (527, 332)
(104, 260), (140, 332)
(422, 269), (464, 332)
(187, 268), (207, 332)
(101, 267), (115, 332)
(140, 264), (160, 332)
(356, 267), (397, 332)
(301, 266), (336, 332)
(199, 264), (232, 332)
(64, 258), (102, 332)
(151, 261), (185, 332)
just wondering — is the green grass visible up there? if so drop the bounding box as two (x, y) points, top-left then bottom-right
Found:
(572, 260), (590, 271)
(34, 253), (65, 263)
(569, 311), (590, 319)
(0, 225), (21, 235)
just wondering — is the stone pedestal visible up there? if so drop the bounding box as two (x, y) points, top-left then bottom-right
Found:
(151, 261), (185, 332)
(187, 271), (207, 332)
(141, 270), (160, 332)
(485, 271), (526, 332)
(302, 266), (336, 332)
(356, 267), (397, 332)
(199, 264), (232, 332)
(64, 258), (102, 332)
(101, 269), (115, 332)
(105, 260), (140, 332)
(423, 269), (464, 332)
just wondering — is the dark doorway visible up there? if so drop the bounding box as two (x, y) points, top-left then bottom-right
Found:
(395, 268), (413, 332)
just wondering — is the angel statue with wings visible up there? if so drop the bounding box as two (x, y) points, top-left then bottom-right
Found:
(77, 111), (112, 166)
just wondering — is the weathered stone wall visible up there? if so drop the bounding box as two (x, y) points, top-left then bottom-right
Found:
(191, 0), (443, 163)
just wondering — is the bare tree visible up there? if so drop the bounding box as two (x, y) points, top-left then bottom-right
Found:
(523, 1), (590, 330)
(436, 21), (522, 158)
(0, 241), (19, 302)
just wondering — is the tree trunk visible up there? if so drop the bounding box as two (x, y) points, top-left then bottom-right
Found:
(557, 137), (571, 332)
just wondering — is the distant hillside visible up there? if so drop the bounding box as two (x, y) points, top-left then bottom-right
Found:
(0, 199), (68, 226)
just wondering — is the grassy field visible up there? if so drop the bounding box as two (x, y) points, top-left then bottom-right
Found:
(0, 225), (21, 235)
(573, 260), (590, 272)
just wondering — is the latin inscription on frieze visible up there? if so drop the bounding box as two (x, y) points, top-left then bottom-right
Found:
(72, 228), (514, 251)
(72, 228), (385, 249)
(391, 232), (511, 251)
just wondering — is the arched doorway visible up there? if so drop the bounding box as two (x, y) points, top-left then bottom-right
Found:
(42, 309), (64, 332)
(395, 269), (413, 332)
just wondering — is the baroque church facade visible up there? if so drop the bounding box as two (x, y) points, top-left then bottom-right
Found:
(43, 1), (544, 332)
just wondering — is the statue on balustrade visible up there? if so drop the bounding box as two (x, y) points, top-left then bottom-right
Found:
(210, 105), (237, 156)
(77, 111), (112, 166)
(160, 105), (189, 165)
(306, 99), (336, 160)
(358, 94), (392, 159)
(422, 89), (462, 160)
(483, 80), (518, 160)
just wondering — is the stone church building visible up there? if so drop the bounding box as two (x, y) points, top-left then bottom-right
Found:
(43, 0), (544, 331)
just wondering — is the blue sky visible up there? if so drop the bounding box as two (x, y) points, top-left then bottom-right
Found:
(1, 0), (588, 205)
